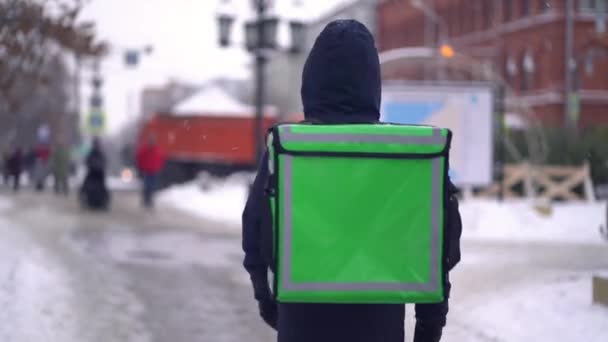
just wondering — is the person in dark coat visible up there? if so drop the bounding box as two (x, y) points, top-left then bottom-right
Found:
(242, 20), (462, 342)
(80, 138), (110, 209)
(2, 148), (10, 186)
(6, 146), (23, 192)
(23, 147), (37, 186)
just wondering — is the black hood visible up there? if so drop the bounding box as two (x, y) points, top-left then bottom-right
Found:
(301, 20), (381, 124)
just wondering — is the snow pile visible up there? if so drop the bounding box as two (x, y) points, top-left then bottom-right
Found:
(453, 274), (608, 342)
(461, 200), (607, 244)
(174, 86), (253, 117)
(107, 177), (139, 191)
(158, 173), (252, 228)
(173, 85), (277, 118)
(158, 174), (608, 244)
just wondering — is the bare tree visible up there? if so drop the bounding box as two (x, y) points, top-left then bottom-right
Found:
(0, 0), (105, 145)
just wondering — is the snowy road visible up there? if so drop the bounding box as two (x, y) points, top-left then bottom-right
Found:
(0, 190), (607, 341)
(0, 191), (271, 342)
(441, 241), (608, 341)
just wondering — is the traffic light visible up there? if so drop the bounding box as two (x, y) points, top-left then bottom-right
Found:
(440, 44), (455, 59)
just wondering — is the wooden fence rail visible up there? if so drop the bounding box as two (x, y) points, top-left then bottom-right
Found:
(474, 162), (596, 202)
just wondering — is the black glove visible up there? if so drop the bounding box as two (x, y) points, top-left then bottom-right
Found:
(258, 298), (278, 330)
(413, 321), (443, 342)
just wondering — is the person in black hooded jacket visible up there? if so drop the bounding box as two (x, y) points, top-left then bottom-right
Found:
(242, 19), (462, 342)
(80, 138), (110, 210)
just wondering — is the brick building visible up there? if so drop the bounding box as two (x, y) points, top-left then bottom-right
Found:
(377, 0), (608, 127)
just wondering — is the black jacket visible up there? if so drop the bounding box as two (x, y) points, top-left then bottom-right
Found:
(242, 19), (462, 342)
(84, 147), (107, 187)
(7, 149), (23, 175)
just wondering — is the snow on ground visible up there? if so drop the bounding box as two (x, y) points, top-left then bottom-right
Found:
(107, 176), (139, 191)
(456, 273), (608, 342)
(0, 215), (79, 341)
(0, 194), (12, 212)
(74, 227), (243, 269)
(158, 173), (252, 229)
(461, 200), (608, 244)
(159, 174), (608, 244)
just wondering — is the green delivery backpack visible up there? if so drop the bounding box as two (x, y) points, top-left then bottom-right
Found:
(265, 123), (452, 304)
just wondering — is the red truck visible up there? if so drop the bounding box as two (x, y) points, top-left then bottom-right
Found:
(138, 113), (276, 185)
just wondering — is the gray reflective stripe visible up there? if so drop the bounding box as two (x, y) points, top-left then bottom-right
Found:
(281, 126), (446, 145)
(428, 157), (442, 292)
(283, 281), (437, 292)
(281, 155), (294, 291)
(280, 156), (443, 293)
(432, 128), (442, 138)
(267, 133), (274, 175)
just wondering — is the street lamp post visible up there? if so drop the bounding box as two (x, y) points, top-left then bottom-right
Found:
(217, 0), (306, 166)
(565, 0), (577, 133)
(410, 0), (449, 80)
(410, 0), (448, 44)
(253, 0), (268, 165)
(83, 45), (152, 141)
(122, 45), (154, 127)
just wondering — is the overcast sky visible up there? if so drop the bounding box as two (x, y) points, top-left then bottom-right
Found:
(78, 0), (353, 133)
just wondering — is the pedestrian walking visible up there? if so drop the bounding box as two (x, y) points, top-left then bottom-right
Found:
(2, 147), (10, 187)
(23, 147), (37, 187)
(136, 136), (165, 209)
(242, 20), (462, 342)
(79, 138), (110, 210)
(51, 141), (71, 195)
(6, 146), (23, 192)
(33, 142), (51, 191)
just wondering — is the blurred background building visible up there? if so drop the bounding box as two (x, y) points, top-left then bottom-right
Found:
(140, 78), (250, 121)
(3, 0), (608, 189)
(140, 82), (197, 121)
(378, 0), (608, 127)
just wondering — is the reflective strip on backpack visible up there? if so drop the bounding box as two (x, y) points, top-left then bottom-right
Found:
(278, 129), (444, 294)
(281, 126), (446, 146)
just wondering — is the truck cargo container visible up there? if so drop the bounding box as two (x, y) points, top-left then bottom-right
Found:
(137, 86), (280, 186)
(138, 113), (276, 186)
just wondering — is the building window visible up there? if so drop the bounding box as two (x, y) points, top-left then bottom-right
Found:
(473, 3), (482, 31)
(401, 26), (408, 46)
(540, 0), (553, 12)
(577, 0), (608, 11)
(505, 55), (518, 85)
(521, 51), (536, 91)
(578, 0), (595, 12)
(458, 4), (465, 35)
(595, 0), (608, 12)
(489, 1), (496, 26)
(481, 60), (495, 80)
(439, 9), (450, 39)
(482, 1), (495, 29)
(462, 3), (472, 34)
(504, 0), (513, 22)
(521, 0), (531, 16)
(448, 5), (458, 37)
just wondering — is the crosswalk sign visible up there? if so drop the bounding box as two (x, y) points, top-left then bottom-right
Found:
(87, 109), (106, 135)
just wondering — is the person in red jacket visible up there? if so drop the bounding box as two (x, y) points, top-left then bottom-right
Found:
(33, 142), (51, 191)
(136, 135), (165, 208)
